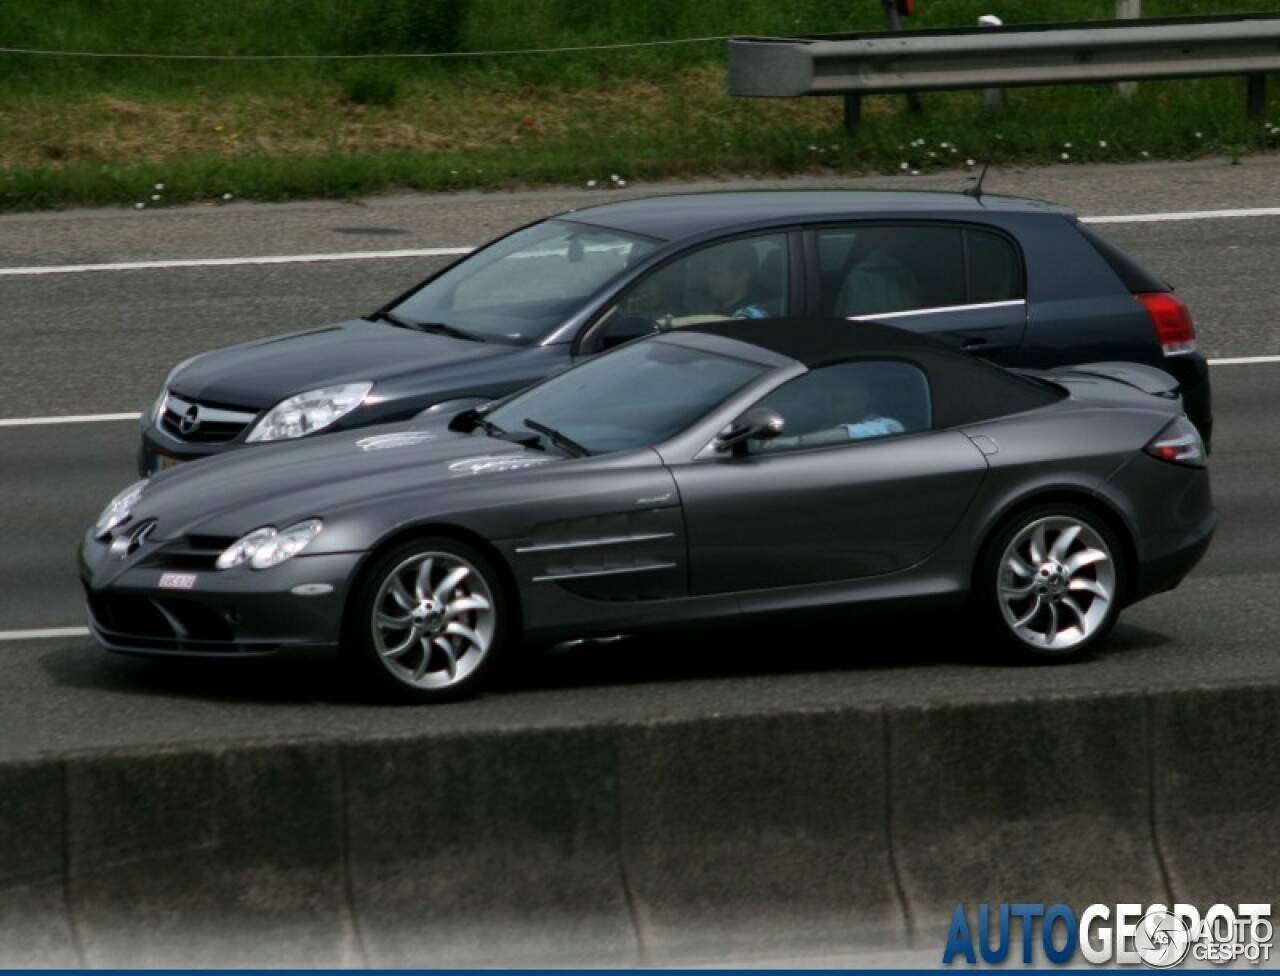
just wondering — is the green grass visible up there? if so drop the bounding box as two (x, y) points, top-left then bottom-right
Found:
(1, 0), (1279, 211)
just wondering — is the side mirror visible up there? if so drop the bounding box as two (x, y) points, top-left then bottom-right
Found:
(714, 407), (785, 455)
(600, 313), (660, 351)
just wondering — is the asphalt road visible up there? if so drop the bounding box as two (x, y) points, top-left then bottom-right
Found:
(0, 159), (1277, 762)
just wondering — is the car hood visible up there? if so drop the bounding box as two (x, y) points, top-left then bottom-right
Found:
(172, 319), (514, 409)
(133, 423), (567, 538)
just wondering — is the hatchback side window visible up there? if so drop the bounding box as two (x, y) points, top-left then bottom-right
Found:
(817, 225), (1022, 317)
(749, 360), (932, 453)
(617, 233), (790, 325)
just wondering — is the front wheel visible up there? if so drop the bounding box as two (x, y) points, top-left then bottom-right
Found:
(344, 537), (510, 702)
(977, 504), (1127, 662)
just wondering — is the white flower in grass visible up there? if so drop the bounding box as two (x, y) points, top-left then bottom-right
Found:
(222, 193), (233, 200)
(1061, 152), (1070, 161)
(1098, 140), (1108, 148)
(617, 179), (627, 187)
(1063, 142), (1073, 149)
(1141, 151), (1150, 158)
(1195, 131), (1203, 138)
(910, 169), (920, 176)
(151, 194), (161, 201)
(154, 183), (165, 191)
(586, 179), (597, 188)
(965, 158), (976, 167)
(135, 202), (145, 209)
(900, 161), (910, 170)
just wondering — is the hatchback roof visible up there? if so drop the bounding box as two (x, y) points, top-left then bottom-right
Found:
(562, 190), (1075, 241)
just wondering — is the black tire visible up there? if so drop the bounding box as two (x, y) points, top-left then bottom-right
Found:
(342, 536), (512, 703)
(975, 503), (1127, 663)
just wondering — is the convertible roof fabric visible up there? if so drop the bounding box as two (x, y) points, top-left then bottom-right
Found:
(687, 317), (1065, 427)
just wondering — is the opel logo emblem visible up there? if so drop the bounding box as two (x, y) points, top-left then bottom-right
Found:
(178, 404), (201, 436)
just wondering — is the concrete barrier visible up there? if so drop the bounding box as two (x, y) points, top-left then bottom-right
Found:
(1153, 685), (1280, 906)
(65, 740), (358, 968)
(619, 710), (903, 964)
(0, 759), (77, 969)
(4, 682), (1280, 967)
(344, 726), (636, 967)
(889, 694), (1169, 945)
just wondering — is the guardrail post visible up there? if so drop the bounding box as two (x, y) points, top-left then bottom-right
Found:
(880, 0), (923, 115)
(1116, 0), (1141, 96)
(1247, 73), (1267, 117)
(978, 15), (1007, 110)
(843, 93), (863, 133)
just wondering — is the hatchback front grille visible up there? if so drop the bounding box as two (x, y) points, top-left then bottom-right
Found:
(159, 392), (257, 444)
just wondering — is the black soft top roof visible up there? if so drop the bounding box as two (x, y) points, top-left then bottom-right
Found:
(687, 317), (1064, 427)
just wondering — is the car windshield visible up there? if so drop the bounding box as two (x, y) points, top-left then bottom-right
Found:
(390, 219), (661, 344)
(485, 339), (767, 455)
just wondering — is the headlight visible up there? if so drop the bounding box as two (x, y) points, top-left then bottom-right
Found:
(94, 480), (148, 540)
(246, 383), (372, 443)
(216, 519), (324, 570)
(150, 355), (199, 424)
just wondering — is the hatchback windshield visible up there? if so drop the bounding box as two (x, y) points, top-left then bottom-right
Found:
(391, 219), (660, 344)
(485, 339), (766, 455)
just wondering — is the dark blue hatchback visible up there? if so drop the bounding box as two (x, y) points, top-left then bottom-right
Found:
(140, 190), (1211, 475)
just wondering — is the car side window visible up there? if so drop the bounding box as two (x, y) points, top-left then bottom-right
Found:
(749, 360), (932, 453)
(616, 233), (790, 326)
(817, 224), (1023, 317)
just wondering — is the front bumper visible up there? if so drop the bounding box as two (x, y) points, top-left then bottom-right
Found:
(139, 418), (243, 477)
(80, 538), (365, 658)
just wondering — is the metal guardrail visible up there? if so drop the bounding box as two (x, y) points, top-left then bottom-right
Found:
(728, 13), (1280, 130)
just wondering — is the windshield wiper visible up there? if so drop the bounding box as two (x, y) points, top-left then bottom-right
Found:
(461, 411), (539, 446)
(368, 311), (486, 342)
(367, 309), (419, 329)
(523, 418), (591, 458)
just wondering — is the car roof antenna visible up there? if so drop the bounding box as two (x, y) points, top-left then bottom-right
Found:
(963, 160), (991, 200)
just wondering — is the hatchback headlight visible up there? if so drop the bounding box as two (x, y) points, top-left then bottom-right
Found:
(94, 480), (148, 540)
(246, 383), (372, 443)
(217, 520), (324, 570)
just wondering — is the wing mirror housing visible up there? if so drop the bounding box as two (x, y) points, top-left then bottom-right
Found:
(600, 313), (661, 351)
(715, 407), (785, 455)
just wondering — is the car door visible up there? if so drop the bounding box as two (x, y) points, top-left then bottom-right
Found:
(667, 360), (990, 595)
(805, 222), (1028, 365)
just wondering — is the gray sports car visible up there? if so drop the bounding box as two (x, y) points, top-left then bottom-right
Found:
(81, 319), (1214, 702)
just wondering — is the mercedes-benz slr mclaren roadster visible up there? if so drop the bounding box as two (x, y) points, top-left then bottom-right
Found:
(82, 319), (1214, 702)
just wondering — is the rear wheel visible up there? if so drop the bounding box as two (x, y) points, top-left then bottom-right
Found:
(345, 537), (510, 702)
(977, 504), (1126, 662)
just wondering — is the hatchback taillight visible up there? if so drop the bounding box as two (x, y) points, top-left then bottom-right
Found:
(1137, 292), (1197, 356)
(1145, 416), (1206, 467)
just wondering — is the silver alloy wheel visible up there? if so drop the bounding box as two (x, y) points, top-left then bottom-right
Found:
(370, 551), (496, 689)
(996, 515), (1116, 652)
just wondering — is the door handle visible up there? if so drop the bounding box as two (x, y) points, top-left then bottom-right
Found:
(961, 338), (999, 357)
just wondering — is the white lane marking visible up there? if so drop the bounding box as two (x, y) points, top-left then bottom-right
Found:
(1207, 354), (1280, 366)
(0, 247), (472, 277)
(1083, 207), (1280, 224)
(0, 627), (89, 642)
(0, 357), (1275, 431)
(0, 206), (1279, 277)
(0, 412), (141, 428)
